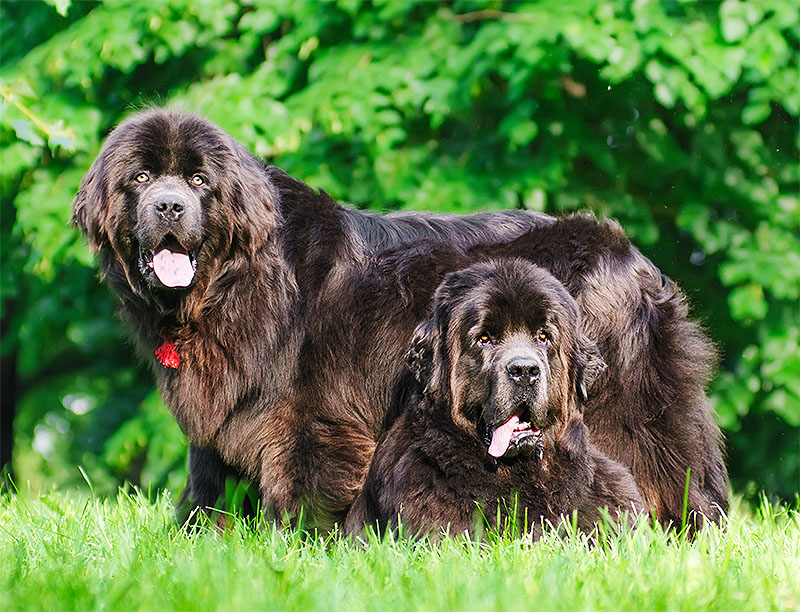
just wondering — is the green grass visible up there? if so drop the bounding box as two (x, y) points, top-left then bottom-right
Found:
(1, 488), (798, 612)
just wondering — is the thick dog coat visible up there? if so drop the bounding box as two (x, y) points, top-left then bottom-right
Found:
(347, 260), (643, 535)
(73, 110), (727, 529)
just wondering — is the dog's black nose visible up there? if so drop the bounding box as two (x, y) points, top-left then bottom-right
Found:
(506, 358), (540, 386)
(154, 194), (185, 221)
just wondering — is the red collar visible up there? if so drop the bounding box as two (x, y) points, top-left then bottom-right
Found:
(155, 338), (180, 369)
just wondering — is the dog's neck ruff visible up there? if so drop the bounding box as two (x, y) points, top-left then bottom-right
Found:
(155, 338), (180, 369)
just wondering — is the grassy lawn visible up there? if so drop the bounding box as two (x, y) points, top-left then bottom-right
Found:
(1, 488), (797, 611)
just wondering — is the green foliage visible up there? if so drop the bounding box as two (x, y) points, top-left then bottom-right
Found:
(1, 0), (798, 499)
(1, 490), (799, 610)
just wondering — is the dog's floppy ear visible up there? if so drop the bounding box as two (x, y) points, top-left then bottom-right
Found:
(72, 155), (109, 251)
(407, 271), (466, 398)
(406, 318), (441, 395)
(227, 142), (279, 253)
(576, 333), (607, 402)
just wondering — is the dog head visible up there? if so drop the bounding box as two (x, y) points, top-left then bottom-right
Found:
(407, 259), (605, 460)
(72, 109), (278, 302)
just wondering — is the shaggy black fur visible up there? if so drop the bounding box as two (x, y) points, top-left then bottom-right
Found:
(73, 110), (727, 529)
(346, 260), (643, 535)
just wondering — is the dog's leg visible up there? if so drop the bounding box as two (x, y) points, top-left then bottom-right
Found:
(178, 443), (251, 527)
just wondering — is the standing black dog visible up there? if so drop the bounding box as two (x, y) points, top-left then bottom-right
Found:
(347, 260), (643, 535)
(73, 109), (727, 529)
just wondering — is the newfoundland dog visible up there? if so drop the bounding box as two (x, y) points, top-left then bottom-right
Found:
(73, 109), (727, 529)
(346, 259), (644, 535)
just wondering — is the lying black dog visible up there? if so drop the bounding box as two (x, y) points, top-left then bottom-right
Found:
(347, 260), (644, 535)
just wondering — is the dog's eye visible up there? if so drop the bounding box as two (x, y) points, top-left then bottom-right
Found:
(538, 330), (549, 343)
(134, 172), (149, 183)
(191, 174), (205, 186)
(477, 334), (493, 346)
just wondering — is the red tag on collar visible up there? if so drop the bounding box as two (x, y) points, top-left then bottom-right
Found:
(155, 338), (180, 369)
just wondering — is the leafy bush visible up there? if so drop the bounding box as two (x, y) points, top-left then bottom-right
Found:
(2, 0), (797, 500)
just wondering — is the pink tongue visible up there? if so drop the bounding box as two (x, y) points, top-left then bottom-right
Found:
(488, 415), (520, 458)
(152, 249), (195, 287)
